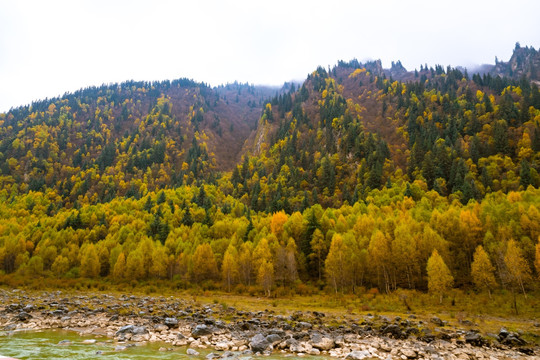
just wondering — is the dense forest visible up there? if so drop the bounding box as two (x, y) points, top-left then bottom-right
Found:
(0, 45), (539, 299)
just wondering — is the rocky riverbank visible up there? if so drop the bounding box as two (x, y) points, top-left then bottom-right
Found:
(0, 289), (538, 359)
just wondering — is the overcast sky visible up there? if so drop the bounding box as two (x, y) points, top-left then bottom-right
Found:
(1, 0), (539, 112)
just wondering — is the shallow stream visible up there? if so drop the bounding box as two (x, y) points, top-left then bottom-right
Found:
(0, 330), (326, 359)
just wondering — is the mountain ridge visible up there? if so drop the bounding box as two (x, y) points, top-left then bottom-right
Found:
(0, 45), (539, 207)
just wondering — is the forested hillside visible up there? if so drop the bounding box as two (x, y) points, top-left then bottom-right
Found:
(0, 79), (276, 204)
(0, 46), (539, 298)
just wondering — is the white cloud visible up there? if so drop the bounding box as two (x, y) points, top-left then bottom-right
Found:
(1, 0), (539, 111)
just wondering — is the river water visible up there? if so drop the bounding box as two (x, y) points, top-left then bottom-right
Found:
(0, 330), (327, 359)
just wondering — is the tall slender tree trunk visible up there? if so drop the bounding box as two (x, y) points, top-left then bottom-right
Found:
(512, 288), (518, 315)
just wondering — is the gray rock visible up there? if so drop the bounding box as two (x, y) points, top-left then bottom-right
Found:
(265, 333), (282, 344)
(310, 332), (334, 350)
(58, 340), (71, 345)
(381, 324), (403, 338)
(15, 311), (32, 322)
(192, 324), (214, 338)
(116, 324), (134, 335)
(249, 333), (272, 353)
(4, 324), (17, 331)
(132, 326), (148, 335)
(290, 341), (312, 354)
(464, 331), (484, 346)
(154, 324), (168, 332)
(221, 351), (237, 360)
(115, 324), (148, 336)
(115, 345), (127, 351)
(296, 321), (312, 329)
(186, 348), (199, 356)
(401, 348), (417, 358)
(498, 327), (510, 339)
(430, 317), (445, 326)
(500, 331), (527, 347)
(346, 350), (372, 359)
(164, 317), (178, 329)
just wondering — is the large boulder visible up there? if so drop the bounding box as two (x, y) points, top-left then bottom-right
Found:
(249, 333), (272, 353)
(191, 324), (214, 338)
(164, 317), (179, 329)
(116, 325), (134, 335)
(14, 311), (32, 322)
(380, 324), (403, 339)
(498, 328), (527, 346)
(265, 333), (282, 345)
(464, 331), (484, 347)
(115, 324), (148, 336)
(310, 332), (334, 350)
(296, 321), (312, 330)
(290, 341), (312, 354)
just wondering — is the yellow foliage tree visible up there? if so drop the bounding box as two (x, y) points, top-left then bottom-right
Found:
(471, 245), (497, 298)
(192, 243), (218, 282)
(150, 245), (168, 278)
(325, 234), (348, 293)
(309, 229), (327, 281)
(125, 249), (145, 280)
(51, 255), (70, 276)
(535, 237), (540, 280)
(270, 211), (288, 240)
(221, 244), (239, 292)
(427, 249), (453, 304)
(113, 252), (126, 280)
(504, 239), (531, 297)
(257, 259), (274, 297)
(368, 230), (391, 293)
(80, 243), (100, 278)
(238, 241), (253, 286)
